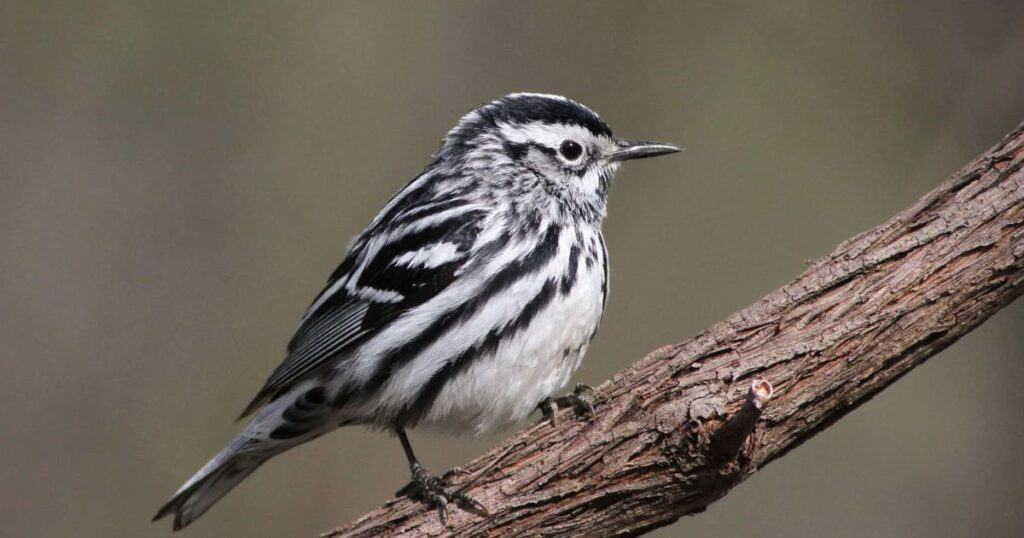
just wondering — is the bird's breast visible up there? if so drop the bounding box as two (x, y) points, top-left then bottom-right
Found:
(420, 227), (608, 435)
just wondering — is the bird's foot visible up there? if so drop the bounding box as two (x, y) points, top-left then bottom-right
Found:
(538, 383), (596, 426)
(397, 463), (488, 523)
(441, 466), (469, 481)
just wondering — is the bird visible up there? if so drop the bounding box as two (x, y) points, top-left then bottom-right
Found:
(153, 93), (679, 530)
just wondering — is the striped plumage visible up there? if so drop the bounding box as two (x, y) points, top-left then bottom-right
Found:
(154, 93), (678, 530)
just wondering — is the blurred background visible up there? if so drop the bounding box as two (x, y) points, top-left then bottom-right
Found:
(2, 2), (1023, 537)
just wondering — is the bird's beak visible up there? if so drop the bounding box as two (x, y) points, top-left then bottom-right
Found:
(607, 140), (681, 162)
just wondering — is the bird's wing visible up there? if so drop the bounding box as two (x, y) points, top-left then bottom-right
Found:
(238, 199), (486, 418)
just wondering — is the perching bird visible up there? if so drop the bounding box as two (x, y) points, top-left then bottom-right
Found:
(153, 93), (679, 530)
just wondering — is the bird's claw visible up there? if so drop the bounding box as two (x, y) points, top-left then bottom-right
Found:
(397, 463), (488, 524)
(538, 383), (596, 426)
(441, 466), (469, 481)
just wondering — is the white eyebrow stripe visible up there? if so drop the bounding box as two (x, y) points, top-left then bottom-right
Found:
(496, 121), (598, 149)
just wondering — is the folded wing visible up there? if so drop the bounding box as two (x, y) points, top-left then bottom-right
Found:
(239, 200), (486, 417)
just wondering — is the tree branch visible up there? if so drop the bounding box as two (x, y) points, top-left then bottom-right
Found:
(325, 122), (1024, 538)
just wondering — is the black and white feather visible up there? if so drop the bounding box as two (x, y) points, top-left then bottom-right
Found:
(154, 93), (678, 530)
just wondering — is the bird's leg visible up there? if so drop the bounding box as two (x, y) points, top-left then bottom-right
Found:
(394, 428), (487, 523)
(537, 383), (596, 426)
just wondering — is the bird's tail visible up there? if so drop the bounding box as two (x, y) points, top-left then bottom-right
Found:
(154, 380), (338, 530)
(152, 436), (269, 531)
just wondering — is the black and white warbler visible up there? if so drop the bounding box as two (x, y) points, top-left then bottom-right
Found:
(153, 93), (679, 529)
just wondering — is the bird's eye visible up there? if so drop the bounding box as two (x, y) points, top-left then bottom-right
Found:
(559, 140), (584, 162)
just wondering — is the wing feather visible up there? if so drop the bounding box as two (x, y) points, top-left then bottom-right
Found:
(239, 202), (485, 418)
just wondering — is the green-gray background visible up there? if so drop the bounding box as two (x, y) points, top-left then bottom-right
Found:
(3, 2), (1023, 537)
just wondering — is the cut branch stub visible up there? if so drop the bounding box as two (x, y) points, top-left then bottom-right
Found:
(709, 379), (773, 463)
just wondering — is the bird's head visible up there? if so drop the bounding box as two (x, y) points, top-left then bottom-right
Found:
(436, 93), (679, 223)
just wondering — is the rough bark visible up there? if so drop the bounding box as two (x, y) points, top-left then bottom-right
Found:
(325, 123), (1024, 538)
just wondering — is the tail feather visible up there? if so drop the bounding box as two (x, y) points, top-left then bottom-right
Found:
(154, 381), (337, 529)
(153, 439), (267, 531)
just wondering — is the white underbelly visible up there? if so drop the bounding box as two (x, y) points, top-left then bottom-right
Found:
(423, 261), (605, 435)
